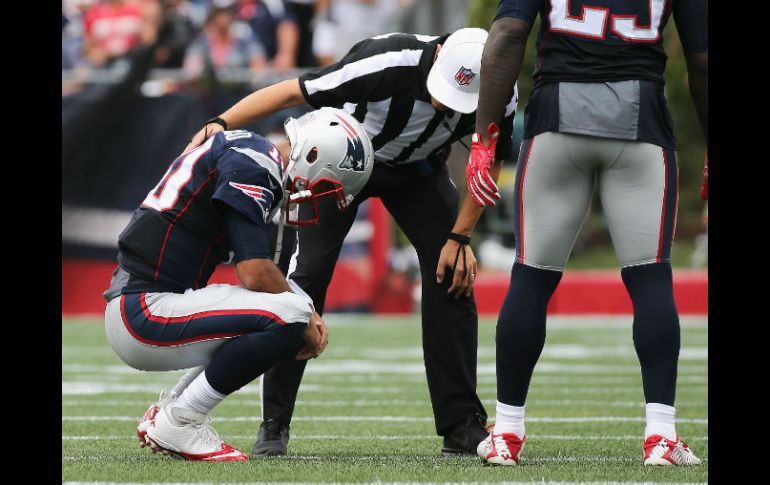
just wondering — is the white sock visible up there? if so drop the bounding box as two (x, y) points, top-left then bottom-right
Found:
(175, 372), (226, 415)
(645, 403), (677, 440)
(169, 365), (205, 398)
(493, 401), (525, 438)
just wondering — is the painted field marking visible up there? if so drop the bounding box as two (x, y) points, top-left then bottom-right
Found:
(61, 415), (708, 424)
(63, 434), (709, 441)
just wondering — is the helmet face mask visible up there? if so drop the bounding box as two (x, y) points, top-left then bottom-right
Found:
(284, 176), (349, 226)
(281, 108), (373, 226)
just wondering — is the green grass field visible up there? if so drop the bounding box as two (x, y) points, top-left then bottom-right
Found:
(62, 315), (707, 484)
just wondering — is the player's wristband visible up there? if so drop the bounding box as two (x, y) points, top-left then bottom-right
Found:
(447, 232), (471, 245)
(205, 116), (228, 131)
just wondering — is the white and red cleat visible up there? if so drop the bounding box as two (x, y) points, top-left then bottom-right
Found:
(145, 402), (248, 461)
(136, 390), (176, 448)
(643, 435), (701, 466)
(485, 432), (526, 465)
(476, 424), (494, 459)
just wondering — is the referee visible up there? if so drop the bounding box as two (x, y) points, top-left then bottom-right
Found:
(187, 28), (518, 456)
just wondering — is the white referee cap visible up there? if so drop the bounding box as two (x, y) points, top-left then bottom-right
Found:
(427, 27), (489, 114)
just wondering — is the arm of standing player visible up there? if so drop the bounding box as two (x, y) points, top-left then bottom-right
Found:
(437, 159), (504, 298)
(686, 52), (708, 200)
(673, 0), (708, 200)
(468, 17), (532, 206)
(186, 79), (306, 150)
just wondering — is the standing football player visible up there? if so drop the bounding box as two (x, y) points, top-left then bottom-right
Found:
(185, 27), (519, 457)
(466, 0), (707, 466)
(102, 107), (373, 461)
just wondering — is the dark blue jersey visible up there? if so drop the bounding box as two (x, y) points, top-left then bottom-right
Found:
(496, 0), (707, 149)
(111, 130), (284, 295)
(496, 0), (708, 85)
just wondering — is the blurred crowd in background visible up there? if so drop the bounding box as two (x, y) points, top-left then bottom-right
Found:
(62, 0), (707, 274)
(62, 0), (417, 75)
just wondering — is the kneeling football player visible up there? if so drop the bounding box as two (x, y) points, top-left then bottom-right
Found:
(102, 108), (373, 461)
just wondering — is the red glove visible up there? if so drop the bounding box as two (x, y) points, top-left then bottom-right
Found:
(700, 149), (708, 201)
(466, 123), (501, 207)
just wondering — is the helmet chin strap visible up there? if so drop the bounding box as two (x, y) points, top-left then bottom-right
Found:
(273, 158), (295, 264)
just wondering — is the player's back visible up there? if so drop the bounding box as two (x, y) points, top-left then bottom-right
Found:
(528, 0), (672, 85)
(107, 131), (284, 298)
(498, 0), (707, 150)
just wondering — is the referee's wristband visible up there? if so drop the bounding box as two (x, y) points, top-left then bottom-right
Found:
(205, 116), (228, 131)
(447, 232), (471, 245)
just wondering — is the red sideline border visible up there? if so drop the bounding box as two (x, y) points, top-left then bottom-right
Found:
(62, 260), (707, 316)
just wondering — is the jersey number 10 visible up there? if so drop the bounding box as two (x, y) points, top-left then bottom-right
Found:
(142, 138), (215, 212)
(549, 0), (666, 42)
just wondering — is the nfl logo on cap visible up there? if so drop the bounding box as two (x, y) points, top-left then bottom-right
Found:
(454, 66), (476, 86)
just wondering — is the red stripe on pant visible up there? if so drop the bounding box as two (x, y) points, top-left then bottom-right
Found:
(516, 139), (535, 264)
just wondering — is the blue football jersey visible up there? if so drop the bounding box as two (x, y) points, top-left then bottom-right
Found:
(115, 130), (284, 294)
(496, 0), (708, 85)
(496, 0), (707, 149)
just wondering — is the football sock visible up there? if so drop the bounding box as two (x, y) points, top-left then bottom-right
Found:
(175, 371), (226, 415)
(645, 403), (677, 440)
(169, 365), (205, 398)
(493, 401), (525, 438)
(621, 263), (679, 406)
(496, 263), (562, 406)
(204, 321), (307, 395)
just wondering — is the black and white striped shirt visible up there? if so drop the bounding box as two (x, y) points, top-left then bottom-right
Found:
(298, 32), (518, 166)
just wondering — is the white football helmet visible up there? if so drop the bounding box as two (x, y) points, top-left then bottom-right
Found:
(282, 107), (374, 225)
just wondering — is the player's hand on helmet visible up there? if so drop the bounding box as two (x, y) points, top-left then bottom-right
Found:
(466, 123), (501, 207)
(185, 122), (225, 152)
(296, 312), (327, 360)
(700, 148), (708, 201)
(436, 238), (478, 299)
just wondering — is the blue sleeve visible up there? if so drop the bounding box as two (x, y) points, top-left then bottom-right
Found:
(212, 150), (278, 226)
(223, 205), (271, 262)
(673, 0), (708, 55)
(495, 0), (543, 24)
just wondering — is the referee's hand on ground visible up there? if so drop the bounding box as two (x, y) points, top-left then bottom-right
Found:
(185, 123), (225, 152)
(436, 239), (478, 299)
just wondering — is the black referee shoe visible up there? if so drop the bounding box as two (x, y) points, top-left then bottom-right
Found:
(250, 418), (290, 457)
(441, 415), (489, 456)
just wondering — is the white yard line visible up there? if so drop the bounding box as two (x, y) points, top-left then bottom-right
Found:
(61, 415), (708, 424)
(62, 434), (709, 441)
(61, 382), (707, 396)
(62, 360), (707, 376)
(60, 398), (662, 408)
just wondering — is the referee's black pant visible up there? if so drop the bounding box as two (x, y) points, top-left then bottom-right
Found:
(266, 160), (487, 435)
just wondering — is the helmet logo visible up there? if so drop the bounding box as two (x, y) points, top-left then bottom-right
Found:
(338, 136), (367, 172)
(454, 66), (476, 86)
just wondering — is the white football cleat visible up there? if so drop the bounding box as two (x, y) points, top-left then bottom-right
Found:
(476, 424), (494, 459)
(643, 435), (701, 466)
(145, 402), (248, 461)
(136, 390), (175, 448)
(485, 432), (526, 465)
